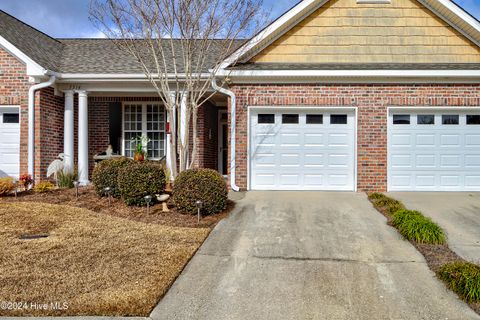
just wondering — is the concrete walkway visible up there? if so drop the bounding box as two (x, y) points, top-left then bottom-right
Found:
(389, 192), (480, 264)
(151, 192), (478, 320)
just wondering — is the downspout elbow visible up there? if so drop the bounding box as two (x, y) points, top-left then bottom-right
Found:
(211, 77), (240, 192)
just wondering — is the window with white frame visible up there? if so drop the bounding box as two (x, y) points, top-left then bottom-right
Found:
(123, 103), (166, 160)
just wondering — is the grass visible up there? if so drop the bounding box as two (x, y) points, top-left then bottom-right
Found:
(438, 262), (480, 302)
(392, 209), (446, 245)
(0, 202), (210, 316)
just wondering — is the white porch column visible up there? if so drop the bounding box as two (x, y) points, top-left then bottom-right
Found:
(180, 92), (188, 145)
(77, 90), (89, 185)
(63, 90), (75, 173)
(165, 92), (176, 179)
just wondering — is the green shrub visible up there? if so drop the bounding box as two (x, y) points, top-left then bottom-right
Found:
(392, 209), (446, 244)
(173, 168), (228, 215)
(438, 262), (480, 302)
(117, 162), (166, 206)
(0, 177), (15, 195)
(57, 170), (78, 188)
(92, 157), (133, 198)
(34, 181), (55, 193)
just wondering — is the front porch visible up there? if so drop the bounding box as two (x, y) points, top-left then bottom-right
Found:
(28, 88), (229, 183)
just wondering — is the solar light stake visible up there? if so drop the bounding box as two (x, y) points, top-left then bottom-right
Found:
(13, 179), (18, 199)
(73, 181), (79, 199)
(195, 200), (203, 224)
(104, 187), (112, 205)
(144, 195), (153, 214)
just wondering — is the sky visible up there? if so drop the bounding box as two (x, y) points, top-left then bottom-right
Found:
(0, 0), (479, 38)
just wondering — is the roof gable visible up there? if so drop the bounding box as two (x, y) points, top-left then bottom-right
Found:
(0, 10), (63, 72)
(222, 0), (480, 68)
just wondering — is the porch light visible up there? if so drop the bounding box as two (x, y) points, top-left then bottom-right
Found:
(144, 195), (153, 214)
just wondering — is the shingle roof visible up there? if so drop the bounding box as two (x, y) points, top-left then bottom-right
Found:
(0, 10), (63, 71)
(228, 63), (480, 70)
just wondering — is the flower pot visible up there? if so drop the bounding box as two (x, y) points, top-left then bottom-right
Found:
(134, 152), (145, 162)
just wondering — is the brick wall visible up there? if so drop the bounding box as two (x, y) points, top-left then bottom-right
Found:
(0, 47), (30, 176)
(229, 84), (480, 192)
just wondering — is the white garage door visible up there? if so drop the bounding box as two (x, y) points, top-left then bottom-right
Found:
(388, 109), (480, 191)
(249, 109), (356, 191)
(0, 107), (20, 179)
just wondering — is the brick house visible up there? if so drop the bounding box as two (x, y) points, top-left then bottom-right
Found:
(0, 0), (480, 192)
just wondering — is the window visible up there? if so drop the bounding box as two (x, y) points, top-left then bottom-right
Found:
(393, 114), (410, 125)
(258, 114), (274, 124)
(282, 114), (299, 124)
(417, 115), (435, 125)
(123, 103), (165, 160)
(306, 114), (323, 124)
(442, 115), (459, 125)
(330, 114), (348, 125)
(467, 115), (480, 125)
(2, 113), (19, 124)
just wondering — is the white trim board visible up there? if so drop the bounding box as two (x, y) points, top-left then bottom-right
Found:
(0, 35), (46, 76)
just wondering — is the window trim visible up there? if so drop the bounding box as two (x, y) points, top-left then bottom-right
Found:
(0, 106), (20, 126)
(122, 102), (166, 160)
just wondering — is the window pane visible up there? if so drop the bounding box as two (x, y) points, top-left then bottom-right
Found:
(417, 115), (435, 125)
(3, 113), (19, 124)
(282, 114), (299, 124)
(331, 114), (348, 124)
(258, 114), (274, 124)
(306, 114), (323, 124)
(393, 114), (410, 125)
(442, 115), (459, 125)
(467, 115), (480, 125)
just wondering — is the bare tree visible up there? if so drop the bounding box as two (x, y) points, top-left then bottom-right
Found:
(90, 0), (265, 177)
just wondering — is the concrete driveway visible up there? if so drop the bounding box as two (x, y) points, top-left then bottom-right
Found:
(151, 192), (478, 320)
(389, 192), (480, 264)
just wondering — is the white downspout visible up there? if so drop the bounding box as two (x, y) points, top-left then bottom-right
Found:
(211, 78), (240, 192)
(28, 74), (56, 177)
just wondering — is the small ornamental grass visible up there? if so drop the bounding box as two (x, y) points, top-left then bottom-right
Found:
(92, 157), (133, 198)
(368, 192), (405, 215)
(34, 181), (55, 193)
(392, 209), (446, 245)
(438, 262), (480, 302)
(0, 177), (15, 196)
(173, 168), (228, 215)
(118, 162), (166, 206)
(57, 170), (78, 189)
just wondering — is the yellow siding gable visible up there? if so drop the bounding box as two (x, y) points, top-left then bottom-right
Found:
(251, 0), (480, 63)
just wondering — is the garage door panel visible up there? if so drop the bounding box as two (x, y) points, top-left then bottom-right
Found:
(389, 110), (480, 191)
(250, 109), (355, 191)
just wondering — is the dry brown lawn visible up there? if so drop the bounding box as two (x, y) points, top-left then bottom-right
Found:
(0, 202), (210, 316)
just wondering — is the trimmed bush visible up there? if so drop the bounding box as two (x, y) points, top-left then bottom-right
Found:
(117, 162), (166, 206)
(92, 157), (133, 198)
(438, 262), (480, 302)
(34, 181), (55, 193)
(0, 177), (15, 196)
(392, 209), (446, 244)
(173, 168), (228, 215)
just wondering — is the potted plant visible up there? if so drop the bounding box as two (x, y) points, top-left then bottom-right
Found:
(132, 135), (150, 162)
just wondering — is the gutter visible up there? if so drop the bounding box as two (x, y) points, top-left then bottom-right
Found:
(28, 72), (56, 177)
(211, 78), (240, 192)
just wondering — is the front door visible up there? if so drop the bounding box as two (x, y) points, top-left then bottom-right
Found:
(218, 110), (228, 175)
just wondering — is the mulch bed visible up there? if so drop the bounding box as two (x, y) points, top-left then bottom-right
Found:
(0, 186), (233, 229)
(370, 198), (480, 315)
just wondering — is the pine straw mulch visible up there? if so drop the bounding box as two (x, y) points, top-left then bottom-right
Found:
(368, 196), (480, 315)
(0, 202), (210, 316)
(0, 186), (232, 229)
